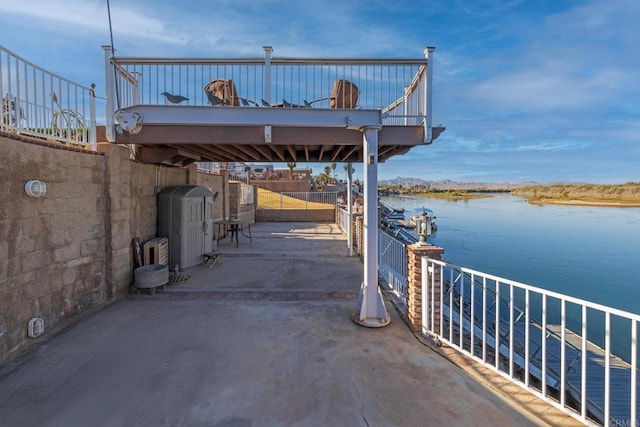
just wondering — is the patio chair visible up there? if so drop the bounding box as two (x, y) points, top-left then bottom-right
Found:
(204, 79), (240, 106)
(330, 79), (359, 108)
(303, 79), (359, 109)
(204, 79), (262, 107)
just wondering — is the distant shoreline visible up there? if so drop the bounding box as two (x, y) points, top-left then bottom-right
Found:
(527, 199), (640, 208)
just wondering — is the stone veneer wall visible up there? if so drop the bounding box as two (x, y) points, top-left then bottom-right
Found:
(229, 182), (256, 223)
(0, 135), (229, 365)
(256, 208), (335, 222)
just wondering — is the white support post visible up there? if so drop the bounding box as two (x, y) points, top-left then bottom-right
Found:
(347, 162), (354, 256)
(424, 46), (435, 144)
(102, 45), (116, 142)
(353, 127), (390, 328)
(89, 84), (97, 150)
(263, 46), (273, 105)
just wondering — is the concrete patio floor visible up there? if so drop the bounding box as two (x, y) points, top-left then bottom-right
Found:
(0, 222), (580, 426)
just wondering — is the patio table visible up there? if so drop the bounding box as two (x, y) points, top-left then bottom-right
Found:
(214, 219), (253, 247)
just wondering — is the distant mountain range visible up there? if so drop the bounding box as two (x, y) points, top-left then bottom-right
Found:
(379, 177), (539, 191)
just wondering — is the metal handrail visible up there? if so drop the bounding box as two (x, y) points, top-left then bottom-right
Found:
(424, 257), (639, 426)
(1, 45), (98, 148)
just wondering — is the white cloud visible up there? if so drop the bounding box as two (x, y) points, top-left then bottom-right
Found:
(0, 0), (189, 46)
(472, 65), (628, 111)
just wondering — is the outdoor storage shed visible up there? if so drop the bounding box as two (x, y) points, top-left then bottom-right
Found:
(158, 185), (214, 270)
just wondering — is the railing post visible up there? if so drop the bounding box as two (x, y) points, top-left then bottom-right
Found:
(12, 55), (20, 134)
(406, 243), (444, 332)
(347, 162), (354, 256)
(263, 46), (273, 105)
(89, 83), (97, 150)
(403, 86), (409, 126)
(424, 46), (435, 143)
(102, 45), (116, 142)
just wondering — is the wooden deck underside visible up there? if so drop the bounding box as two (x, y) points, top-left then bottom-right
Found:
(115, 124), (434, 165)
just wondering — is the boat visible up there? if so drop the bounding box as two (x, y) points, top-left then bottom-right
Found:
(409, 207), (437, 233)
(379, 202), (437, 244)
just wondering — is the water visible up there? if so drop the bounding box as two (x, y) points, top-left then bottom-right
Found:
(383, 194), (640, 363)
(383, 193), (640, 315)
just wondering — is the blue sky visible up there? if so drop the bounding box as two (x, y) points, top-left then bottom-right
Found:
(1, 0), (638, 184)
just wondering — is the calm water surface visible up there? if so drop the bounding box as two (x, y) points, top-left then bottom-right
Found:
(383, 194), (640, 315)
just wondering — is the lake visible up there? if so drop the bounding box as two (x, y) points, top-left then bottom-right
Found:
(382, 193), (640, 315)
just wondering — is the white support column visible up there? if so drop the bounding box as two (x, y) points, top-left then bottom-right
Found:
(353, 127), (390, 328)
(102, 45), (116, 142)
(346, 162), (354, 256)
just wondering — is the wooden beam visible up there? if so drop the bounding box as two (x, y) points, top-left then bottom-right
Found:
(252, 144), (275, 162)
(330, 145), (345, 162)
(286, 145), (297, 162)
(233, 144), (263, 161)
(167, 144), (235, 162)
(318, 145), (327, 162)
(134, 146), (180, 164)
(270, 145), (286, 162)
(343, 145), (360, 161)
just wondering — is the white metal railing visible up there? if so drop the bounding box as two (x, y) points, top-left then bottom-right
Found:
(1, 45), (99, 148)
(378, 230), (408, 305)
(338, 207), (350, 234)
(258, 189), (338, 210)
(196, 162), (250, 183)
(339, 212), (408, 303)
(422, 257), (639, 426)
(104, 46), (431, 139)
(229, 172), (250, 184)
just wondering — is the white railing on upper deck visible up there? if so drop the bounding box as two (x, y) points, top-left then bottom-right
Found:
(104, 46), (432, 141)
(1, 46), (99, 148)
(422, 257), (639, 426)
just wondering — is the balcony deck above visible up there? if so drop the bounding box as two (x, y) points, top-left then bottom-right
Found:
(106, 47), (443, 166)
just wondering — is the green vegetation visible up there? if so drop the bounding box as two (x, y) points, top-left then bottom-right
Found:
(380, 182), (640, 206)
(511, 182), (640, 206)
(379, 185), (496, 200)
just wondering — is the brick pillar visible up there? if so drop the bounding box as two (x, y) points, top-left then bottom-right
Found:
(351, 214), (358, 253)
(406, 243), (444, 332)
(354, 215), (364, 256)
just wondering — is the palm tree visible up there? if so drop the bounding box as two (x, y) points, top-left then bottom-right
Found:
(318, 172), (329, 186)
(286, 161), (297, 179)
(343, 163), (354, 181)
(331, 162), (337, 182)
(324, 165), (331, 182)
